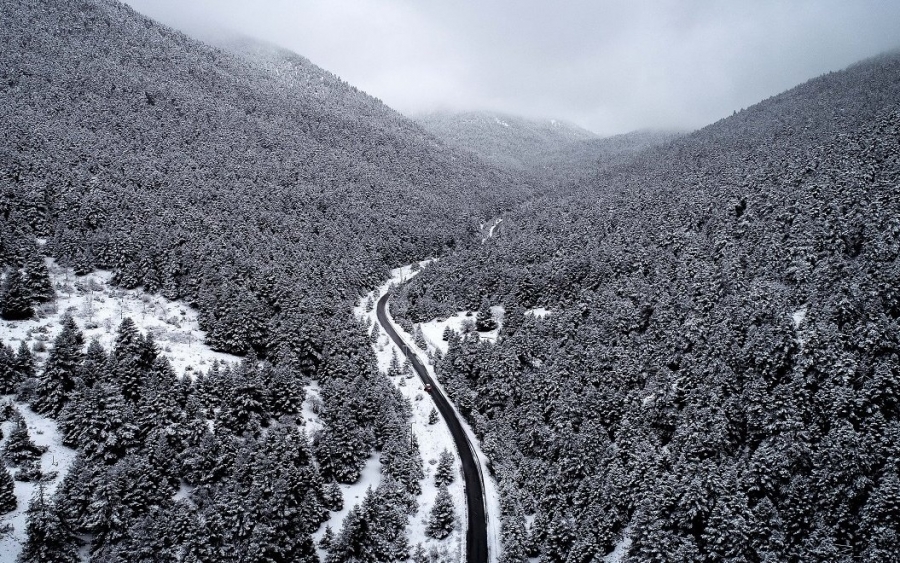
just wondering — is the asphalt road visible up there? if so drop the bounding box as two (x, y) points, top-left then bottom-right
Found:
(376, 292), (488, 563)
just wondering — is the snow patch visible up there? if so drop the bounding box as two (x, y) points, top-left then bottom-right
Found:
(792, 307), (807, 329)
(603, 525), (633, 563)
(0, 401), (78, 563)
(525, 307), (552, 319)
(313, 456), (383, 561)
(0, 259), (241, 379)
(494, 117), (510, 128)
(481, 217), (503, 244)
(419, 308), (502, 356)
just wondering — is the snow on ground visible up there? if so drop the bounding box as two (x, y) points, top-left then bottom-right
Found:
(480, 217), (503, 244)
(354, 261), (503, 563)
(525, 307), (552, 318)
(603, 526), (633, 563)
(792, 307), (807, 329)
(0, 400), (79, 563)
(0, 256), (243, 562)
(301, 381), (325, 439)
(0, 259), (241, 379)
(312, 456), (383, 561)
(418, 306), (503, 356)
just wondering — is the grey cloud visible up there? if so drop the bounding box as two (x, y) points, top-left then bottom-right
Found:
(125, 0), (900, 135)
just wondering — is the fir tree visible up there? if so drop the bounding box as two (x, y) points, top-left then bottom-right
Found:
(23, 254), (55, 303)
(263, 362), (305, 419)
(322, 481), (343, 512)
(426, 484), (455, 540)
(33, 313), (84, 416)
(0, 466), (16, 514)
(475, 307), (497, 332)
(319, 524), (335, 550)
(434, 450), (456, 487)
(14, 339), (36, 379)
(18, 487), (80, 563)
(0, 343), (18, 394)
(428, 407), (439, 425)
(0, 267), (33, 320)
(2, 413), (46, 465)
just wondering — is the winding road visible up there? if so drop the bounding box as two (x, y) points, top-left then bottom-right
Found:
(376, 292), (488, 563)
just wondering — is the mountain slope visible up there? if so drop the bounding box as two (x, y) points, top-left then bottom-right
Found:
(416, 111), (680, 185)
(0, 0), (526, 359)
(415, 111), (596, 171)
(393, 51), (900, 562)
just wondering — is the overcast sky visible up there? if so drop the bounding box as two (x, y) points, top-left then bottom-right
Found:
(125, 0), (900, 135)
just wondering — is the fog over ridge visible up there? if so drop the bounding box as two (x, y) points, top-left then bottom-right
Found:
(125, 0), (900, 135)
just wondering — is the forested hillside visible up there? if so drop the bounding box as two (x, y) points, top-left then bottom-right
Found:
(0, 0), (527, 361)
(416, 111), (679, 186)
(394, 52), (900, 562)
(415, 111), (597, 172)
(0, 1), (527, 560)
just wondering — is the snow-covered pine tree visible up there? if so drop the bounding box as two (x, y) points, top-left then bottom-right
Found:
(319, 524), (335, 550)
(1, 412), (46, 465)
(15, 339), (36, 379)
(33, 313), (84, 416)
(428, 407), (439, 425)
(262, 362), (305, 419)
(18, 486), (80, 563)
(475, 307), (497, 332)
(23, 253), (55, 303)
(426, 484), (455, 539)
(0, 343), (17, 394)
(322, 481), (343, 512)
(0, 267), (33, 320)
(434, 449), (456, 486)
(414, 326), (427, 350)
(0, 466), (16, 513)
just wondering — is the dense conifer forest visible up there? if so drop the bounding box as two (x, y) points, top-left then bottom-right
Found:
(393, 53), (900, 561)
(2, 0), (899, 561)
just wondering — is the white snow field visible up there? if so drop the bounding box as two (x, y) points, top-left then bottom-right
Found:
(354, 261), (503, 563)
(0, 258), (243, 563)
(0, 259), (240, 379)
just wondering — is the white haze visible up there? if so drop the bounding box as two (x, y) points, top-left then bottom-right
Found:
(125, 0), (900, 135)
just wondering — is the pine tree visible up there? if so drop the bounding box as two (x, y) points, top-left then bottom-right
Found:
(33, 313), (84, 416)
(0, 343), (18, 394)
(263, 362), (305, 419)
(319, 524), (335, 550)
(23, 254), (55, 303)
(414, 326), (427, 350)
(79, 338), (106, 388)
(0, 466), (16, 514)
(322, 481), (343, 512)
(18, 487), (80, 563)
(434, 450), (456, 486)
(428, 407), (439, 425)
(475, 307), (497, 332)
(426, 484), (455, 540)
(2, 413), (46, 465)
(15, 339), (36, 379)
(0, 267), (33, 320)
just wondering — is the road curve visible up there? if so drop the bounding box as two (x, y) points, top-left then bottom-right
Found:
(376, 292), (488, 563)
